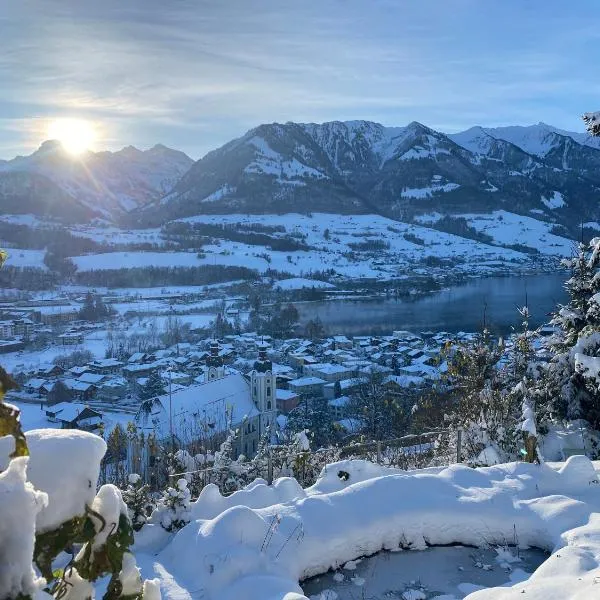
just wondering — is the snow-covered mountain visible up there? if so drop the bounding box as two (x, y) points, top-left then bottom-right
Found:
(0, 141), (193, 221)
(138, 120), (600, 237)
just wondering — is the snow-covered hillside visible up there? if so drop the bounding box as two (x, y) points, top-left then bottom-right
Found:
(68, 212), (559, 281)
(139, 119), (600, 237)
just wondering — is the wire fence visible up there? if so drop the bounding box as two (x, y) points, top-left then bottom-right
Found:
(100, 428), (459, 494)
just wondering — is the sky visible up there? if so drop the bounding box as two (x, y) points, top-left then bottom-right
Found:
(1, 0), (599, 159)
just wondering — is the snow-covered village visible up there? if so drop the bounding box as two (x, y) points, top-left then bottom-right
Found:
(3, 3), (600, 600)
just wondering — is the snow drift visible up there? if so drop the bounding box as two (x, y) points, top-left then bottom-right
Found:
(140, 457), (600, 600)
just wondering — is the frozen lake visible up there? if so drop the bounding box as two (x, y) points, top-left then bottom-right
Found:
(297, 273), (568, 335)
(301, 545), (549, 600)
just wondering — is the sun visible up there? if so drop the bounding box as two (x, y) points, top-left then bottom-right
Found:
(47, 118), (97, 155)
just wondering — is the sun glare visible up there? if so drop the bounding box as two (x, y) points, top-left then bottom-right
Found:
(47, 118), (97, 155)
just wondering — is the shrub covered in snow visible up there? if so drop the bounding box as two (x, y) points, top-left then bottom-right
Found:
(0, 401), (160, 600)
(151, 478), (192, 532)
(122, 473), (154, 532)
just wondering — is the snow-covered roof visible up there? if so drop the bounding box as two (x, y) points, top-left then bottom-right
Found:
(276, 389), (299, 401)
(136, 373), (258, 437)
(289, 376), (326, 387)
(45, 402), (99, 422)
(385, 374), (425, 388)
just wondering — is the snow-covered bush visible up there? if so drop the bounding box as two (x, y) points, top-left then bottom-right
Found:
(0, 400), (159, 598)
(151, 478), (191, 532)
(122, 473), (154, 532)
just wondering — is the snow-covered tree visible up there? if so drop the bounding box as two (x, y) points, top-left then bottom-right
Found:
(534, 239), (600, 429)
(122, 473), (154, 532)
(583, 111), (600, 136)
(151, 478), (191, 532)
(140, 371), (166, 401)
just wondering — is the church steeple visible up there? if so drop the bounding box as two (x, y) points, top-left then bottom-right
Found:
(253, 342), (272, 373)
(206, 339), (225, 381)
(250, 344), (276, 428)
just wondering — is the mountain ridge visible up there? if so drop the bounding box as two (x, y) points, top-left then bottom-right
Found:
(135, 119), (600, 238)
(1, 120), (599, 239)
(0, 140), (194, 220)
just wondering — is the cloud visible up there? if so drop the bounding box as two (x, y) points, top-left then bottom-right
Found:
(0, 0), (598, 158)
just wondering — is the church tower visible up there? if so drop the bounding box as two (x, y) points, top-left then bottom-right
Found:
(250, 343), (276, 432)
(206, 339), (225, 381)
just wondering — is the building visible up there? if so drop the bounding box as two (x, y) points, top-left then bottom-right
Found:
(304, 363), (354, 383)
(45, 402), (103, 431)
(288, 376), (326, 399)
(135, 342), (278, 458)
(276, 389), (300, 414)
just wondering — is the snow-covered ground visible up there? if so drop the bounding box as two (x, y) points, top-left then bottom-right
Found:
(416, 210), (575, 257)
(274, 278), (336, 290)
(130, 456), (600, 600)
(2, 248), (48, 270)
(1, 210), (574, 286)
(70, 213), (549, 281)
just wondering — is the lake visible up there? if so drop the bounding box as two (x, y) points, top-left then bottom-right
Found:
(296, 273), (568, 335)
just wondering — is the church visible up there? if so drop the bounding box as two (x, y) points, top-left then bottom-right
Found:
(135, 341), (278, 458)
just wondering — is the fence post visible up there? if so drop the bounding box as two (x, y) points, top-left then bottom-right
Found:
(456, 428), (462, 463)
(376, 441), (382, 465)
(267, 449), (273, 485)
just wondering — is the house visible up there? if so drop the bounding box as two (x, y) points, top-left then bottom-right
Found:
(38, 306), (79, 325)
(332, 335), (352, 350)
(24, 378), (48, 397)
(276, 389), (300, 414)
(288, 376), (326, 399)
(97, 377), (129, 402)
(88, 358), (123, 375)
(68, 365), (90, 377)
(0, 340), (24, 353)
(323, 378), (360, 399)
(305, 363), (354, 383)
(58, 332), (85, 345)
(122, 362), (161, 380)
(384, 374), (426, 400)
(62, 379), (97, 401)
(0, 320), (13, 338)
(77, 372), (107, 386)
(328, 395), (350, 420)
(45, 402), (103, 431)
(37, 365), (64, 378)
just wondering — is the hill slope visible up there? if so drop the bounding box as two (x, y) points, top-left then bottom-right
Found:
(139, 120), (600, 237)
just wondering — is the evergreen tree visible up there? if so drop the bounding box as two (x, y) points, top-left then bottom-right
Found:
(347, 369), (405, 441)
(152, 478), (191, 532)
(140, 371), (166, 401)
(122, 473), (154, 532)
(80, 291), (97, 321)
(47, 379), (73, 405)
(535, 239), (600, 428)
(287, 397), (337, 448)
(413, 330), (508, 464)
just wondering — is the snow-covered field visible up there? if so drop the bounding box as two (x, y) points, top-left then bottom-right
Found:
(1, 330), (108, 373)
(416, 210), (575, 257)
(69, 213), (550, 281)
(2, 248), (48, 270)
